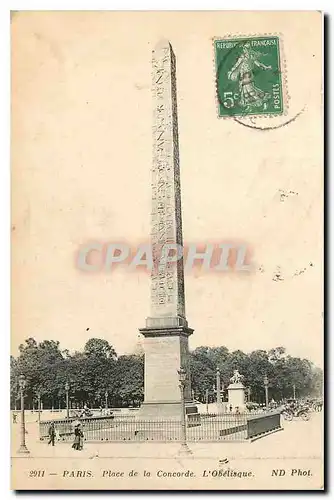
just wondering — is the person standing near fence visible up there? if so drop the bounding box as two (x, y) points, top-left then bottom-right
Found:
(78, 424), (84, 450)
(48, 422), (56, 446)
(72, 423), (84, 451)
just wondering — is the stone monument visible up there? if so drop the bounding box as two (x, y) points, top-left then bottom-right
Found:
(139, 40), (197, 418)
(227, 370), (246, 411)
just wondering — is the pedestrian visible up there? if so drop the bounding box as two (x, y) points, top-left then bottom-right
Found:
(48, 422), (56, 446)
(72, 423), (84, 451)
(229, 404), (233, 412)
(55, 428), (61, 442)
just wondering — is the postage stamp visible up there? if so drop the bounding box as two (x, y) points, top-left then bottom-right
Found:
(214, 36), (284, 118)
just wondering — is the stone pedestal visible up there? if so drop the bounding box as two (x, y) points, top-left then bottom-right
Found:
(227, 382), (246, 411)
(138, 326), (197, 418)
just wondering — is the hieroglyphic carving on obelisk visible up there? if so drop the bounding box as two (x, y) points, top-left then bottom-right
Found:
(146, 39), (187, 329)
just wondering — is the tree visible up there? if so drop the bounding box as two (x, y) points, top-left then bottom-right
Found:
(190, 349), (215, 402)
(268, 346), (286, 363)
(84, 338), (117, 360)
(309, 366), (323, 397)
(114, 355), (144, 407)
(12, 338), (66, 408)
(10, 356), (19, 409)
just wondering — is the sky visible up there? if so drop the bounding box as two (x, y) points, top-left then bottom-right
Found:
(11, 11), (323, 366)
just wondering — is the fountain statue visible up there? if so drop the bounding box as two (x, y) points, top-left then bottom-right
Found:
(227, 369), (246, 411)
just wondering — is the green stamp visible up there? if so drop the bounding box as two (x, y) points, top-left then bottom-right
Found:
(214, 36), (284, 117)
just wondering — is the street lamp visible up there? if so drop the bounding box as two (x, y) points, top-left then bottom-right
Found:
(17, 374), (29, 454)
(105, 390), (108, 410)
(37, 391), (41, 424)
(263, 375), (269, 408)
(216, 367), (222, 409)
(65, 381), (70, 419)
(178, 367), (192, 456)
(95, 392), (101, 408)
(293, 383), (296, 400)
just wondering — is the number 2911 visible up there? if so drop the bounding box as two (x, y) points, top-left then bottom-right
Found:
(29, 470), (45, 478)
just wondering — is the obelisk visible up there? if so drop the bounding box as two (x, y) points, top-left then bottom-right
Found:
(139, 40), (196, 418)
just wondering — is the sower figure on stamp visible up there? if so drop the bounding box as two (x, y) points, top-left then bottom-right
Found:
(48, 422), (56, 446)
(227, 42), (272, 109)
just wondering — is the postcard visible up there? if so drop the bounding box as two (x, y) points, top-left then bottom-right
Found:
(11, 10), (324, 490)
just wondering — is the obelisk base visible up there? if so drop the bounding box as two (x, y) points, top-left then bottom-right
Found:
(138, 401), (198, 419)
(138, 326), (198, 419)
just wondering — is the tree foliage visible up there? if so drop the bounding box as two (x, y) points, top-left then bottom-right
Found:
(10, 338), (322, 409)
(190, 345), (323, 403)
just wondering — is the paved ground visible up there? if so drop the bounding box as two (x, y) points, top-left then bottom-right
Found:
(11, 411), (323, 460)
(11, 412), (324, 490)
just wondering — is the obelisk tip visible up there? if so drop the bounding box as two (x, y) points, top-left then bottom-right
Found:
(153, 39), (172, 52)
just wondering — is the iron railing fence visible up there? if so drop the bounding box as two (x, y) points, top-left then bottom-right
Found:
(39, 414), (138, 439)
(202, 408), (280, 416)
(247, 411), (281, 439)
(40, 411), (281, 443)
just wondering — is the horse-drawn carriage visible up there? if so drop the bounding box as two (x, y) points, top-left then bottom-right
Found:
(281, 400), (311, 421)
